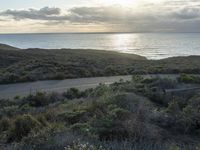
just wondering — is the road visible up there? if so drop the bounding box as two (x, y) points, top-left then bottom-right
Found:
(0, 75), (132, 99)
(166, 87), (200, 93)
(0, 74), (199, 99)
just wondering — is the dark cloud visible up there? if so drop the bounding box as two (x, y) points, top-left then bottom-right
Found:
(0, 6), (156, 23)
(172, 7), (200, 20)
(1, 7), (69, 21)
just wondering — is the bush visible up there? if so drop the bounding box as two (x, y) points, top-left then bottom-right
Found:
(7, 115), (42, 142)
(63, 88), (84, 99)
(65, 140), (105, 150)
(141, 78), (156, 84)
(27, 91), (63, 107)
(1, 71), (200, 149)
(54, 72), (66, 79)
(90, 84), (110, 97)
(145, 89), (167, 106)
(0, 117), (11, 132)
(70, 123), (91, 133)
(166, 100), (181, 115)
(168, 146), (180, 150)
(132, 75), (144, 83)
(157, 78), (177, 89)
(28, 92), (49, 107)
(103, 93), (134, 111)
(178, 74), (200, 84)
(58, 110), (88, 125)
(14, 95), (21, 100)
(91, 107), (132, 140)
(181, 95), (200, 133)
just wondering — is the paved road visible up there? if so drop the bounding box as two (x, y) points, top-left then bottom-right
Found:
(166, 87), (200, 93)
(0, 74), (199, 99)
(0, 75), (132, 99)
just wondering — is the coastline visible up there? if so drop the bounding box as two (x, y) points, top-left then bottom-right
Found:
(1, 32), (200, 59)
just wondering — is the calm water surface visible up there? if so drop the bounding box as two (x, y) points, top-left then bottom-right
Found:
(0, 33), (199, 59)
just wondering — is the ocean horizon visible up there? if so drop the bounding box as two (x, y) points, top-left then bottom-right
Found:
(0, 32), (200, 59)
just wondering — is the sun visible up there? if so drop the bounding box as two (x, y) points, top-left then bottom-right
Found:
(101, 0), (139, 7)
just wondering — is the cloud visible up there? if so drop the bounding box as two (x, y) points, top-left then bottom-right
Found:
(67, 6), (134, 23)
(1, 7), (69, 21)
(1, 3), (200, 32)
(0, 6), (157, 24)
(1, 5), (200, 23)
(172, 7), (200, 20)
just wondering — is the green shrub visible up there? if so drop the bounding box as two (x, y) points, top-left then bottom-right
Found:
(28, 92), (49, 107)
(20, 103), (32, 112)
(91, 107), (131, 140)
(196, 147), (200, 150)
(65, 140), (105, 150)
(0, 117), (11, 132)
(181, 95), (200, 132)
(166, 100), (181, 115)
(90, 84), (110, 97)
(54, 72), (66, 79)
(168, 146), (180, 150)
(157, 78), (177, 89)
(14, 95), (20, 100)
(58, 110), (88, 125)
(7, 114), (42, 142)
(178, 74), (200, 83)
(43, 109), (58, 122)
(36, 115), (49, 126)
(103, 93), (133, 111)
(141, 78), (156, 84)
(144, 87), (167, 106)
(132, 75), (144, 83)
(1, 106), (18, 117)
(70, 123), (91, 133)
(64, 88), (83, 99)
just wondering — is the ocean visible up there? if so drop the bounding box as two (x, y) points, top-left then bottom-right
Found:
(0, 33), (199, 59)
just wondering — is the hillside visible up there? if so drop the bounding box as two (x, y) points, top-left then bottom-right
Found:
(0, 43), (19, 50)
(0, 44), (200, 84)
(0, 74), (200, 150)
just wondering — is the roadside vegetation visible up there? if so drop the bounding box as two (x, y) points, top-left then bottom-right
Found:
(178, 74), (200, 84)
(0, 44), (200, 84)
(0, 74), (200, 150)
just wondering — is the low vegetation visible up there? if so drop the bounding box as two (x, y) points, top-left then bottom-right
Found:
(0, 44), (200, 84)
(0, 74), (200, 150)
(178, 74), (200, 84)
(0, 43), (19, 51)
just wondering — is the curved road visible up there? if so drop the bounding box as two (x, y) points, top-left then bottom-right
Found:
(0, 75), (132, 99)
(0, 74), (199, 99)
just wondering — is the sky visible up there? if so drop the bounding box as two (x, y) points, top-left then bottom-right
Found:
(0, 0), (200, 33)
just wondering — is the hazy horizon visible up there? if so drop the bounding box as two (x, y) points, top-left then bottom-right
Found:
(2, 31), (200, 34)
(1, 0), (200, 33)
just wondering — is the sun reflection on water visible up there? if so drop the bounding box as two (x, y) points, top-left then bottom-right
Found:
(111, 33), (138, 53)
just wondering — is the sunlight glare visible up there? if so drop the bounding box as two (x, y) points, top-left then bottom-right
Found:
(111, 34), (132, 52)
